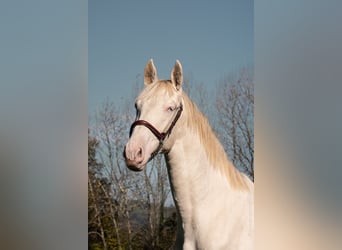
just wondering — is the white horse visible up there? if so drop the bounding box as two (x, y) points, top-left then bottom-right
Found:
(124, 59), (254, 250)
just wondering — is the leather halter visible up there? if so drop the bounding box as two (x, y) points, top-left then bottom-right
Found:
(129, 103), (183, 161)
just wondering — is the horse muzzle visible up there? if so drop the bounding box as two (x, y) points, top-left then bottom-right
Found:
(123, 146), (146, 172)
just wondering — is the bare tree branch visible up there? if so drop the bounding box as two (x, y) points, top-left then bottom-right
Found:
(216, 68), (254, 181)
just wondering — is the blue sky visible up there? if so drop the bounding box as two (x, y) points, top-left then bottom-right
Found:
(89, 0), (253, 114)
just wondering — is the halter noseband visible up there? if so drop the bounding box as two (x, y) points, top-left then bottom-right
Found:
(129, 103), (183, 161)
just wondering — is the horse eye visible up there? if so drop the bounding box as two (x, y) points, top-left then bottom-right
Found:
(167, 106), (175, 112)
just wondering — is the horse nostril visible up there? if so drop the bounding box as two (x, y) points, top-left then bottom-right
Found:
(137, 147), (142, 157)
(135, 147), (144, 163)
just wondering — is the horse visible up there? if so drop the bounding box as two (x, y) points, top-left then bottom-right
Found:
(124, 59), (254, 250)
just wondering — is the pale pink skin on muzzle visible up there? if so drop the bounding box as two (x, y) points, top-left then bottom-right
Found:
(124, 126), (159, 171)
(123, 146), (144, 172)
(124, 137), (147, 171)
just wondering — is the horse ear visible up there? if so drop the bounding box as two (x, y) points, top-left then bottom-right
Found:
(171, 60), (183, 90)
(144, 59), (158, 85)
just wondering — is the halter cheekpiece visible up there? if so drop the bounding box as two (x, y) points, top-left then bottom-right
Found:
(129, 103), (183, 161)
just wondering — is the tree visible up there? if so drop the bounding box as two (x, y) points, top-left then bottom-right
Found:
(90, 98), (175, 249)
(139, 154), (172, 249)
(88, 130), (110, 250)
(93, 99), (137, 250)
(216, 68), (254, 181)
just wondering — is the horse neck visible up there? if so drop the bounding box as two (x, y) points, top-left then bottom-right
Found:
(166, 94), (251, 192)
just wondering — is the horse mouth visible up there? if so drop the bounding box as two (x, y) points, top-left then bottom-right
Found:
(126, 161), (145, 172)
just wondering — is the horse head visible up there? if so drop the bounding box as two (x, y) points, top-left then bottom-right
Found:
(124, 59), (184, 171)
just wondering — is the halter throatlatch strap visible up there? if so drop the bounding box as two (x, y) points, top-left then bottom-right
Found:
(129, 103), (183, 160)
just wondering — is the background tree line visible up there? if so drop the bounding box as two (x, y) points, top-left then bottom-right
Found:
(88, 67), (254, 249)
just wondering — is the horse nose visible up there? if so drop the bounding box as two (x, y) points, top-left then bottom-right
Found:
(124, 144), (144, 164)
(124, 144), (145, 172)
